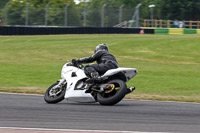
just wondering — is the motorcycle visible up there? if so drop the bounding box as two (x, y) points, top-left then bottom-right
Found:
(44, 60), (138, 105)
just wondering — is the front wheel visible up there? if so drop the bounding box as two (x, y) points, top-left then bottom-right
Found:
(44, 82), (66, 104)
(97, 79), (127, 105)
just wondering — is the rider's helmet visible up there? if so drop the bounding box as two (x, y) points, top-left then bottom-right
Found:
(94, 43), (109, 53)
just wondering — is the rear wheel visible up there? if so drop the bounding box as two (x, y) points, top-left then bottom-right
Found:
(44, 82), (66, 104)
(97, 79), (127, 105)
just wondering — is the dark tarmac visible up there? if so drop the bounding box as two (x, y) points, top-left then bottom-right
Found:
(0, 93), (200, 133)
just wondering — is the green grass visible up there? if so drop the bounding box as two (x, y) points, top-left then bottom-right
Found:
(0, 34), (200, 102)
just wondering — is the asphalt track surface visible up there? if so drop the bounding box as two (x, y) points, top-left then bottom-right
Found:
(0, 93), (200, 133)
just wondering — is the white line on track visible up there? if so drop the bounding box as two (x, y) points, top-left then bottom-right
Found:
(0, 92), (43, 96)
(0, 127), (171, 133)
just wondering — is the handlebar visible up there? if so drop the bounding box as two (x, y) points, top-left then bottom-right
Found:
(66, 60), (84, 69)
(71, 59), (78, 66)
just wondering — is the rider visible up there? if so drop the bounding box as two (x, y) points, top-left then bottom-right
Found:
(72, 44), (118, 82)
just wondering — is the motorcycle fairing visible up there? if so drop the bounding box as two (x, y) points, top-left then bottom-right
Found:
(61, 64), (88, 79)
(62, 64), (137, 103)
(62, 65), (96, 103)
(101, 67), (138, 82)
(64, 77), (96, 103)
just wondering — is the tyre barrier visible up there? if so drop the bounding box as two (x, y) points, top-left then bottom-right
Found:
(155, 28), (169, 34)
(0, 26), (154, 35)
(155, 28), (199, 35)
(0, 25), (199, 35)
(184, 29), (197, 34)
(169, 28), (184, 35)
(197, 29), (200, 34)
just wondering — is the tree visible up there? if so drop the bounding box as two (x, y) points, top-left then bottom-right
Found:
(161, 0), (200, 20)
(1, 0), (200, 26)
(0, 0), (9, 23)
(0, 0), (9, 8)
(2, 0), (82, 26)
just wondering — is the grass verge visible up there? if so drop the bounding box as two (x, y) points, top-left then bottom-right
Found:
(0, 34), (200, 102)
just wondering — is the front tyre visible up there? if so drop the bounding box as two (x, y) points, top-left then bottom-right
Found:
(97, 79), (127, 105)
(44, 82), (66, 104)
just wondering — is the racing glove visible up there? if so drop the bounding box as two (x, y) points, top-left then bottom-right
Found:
(72, 59), (79, 64)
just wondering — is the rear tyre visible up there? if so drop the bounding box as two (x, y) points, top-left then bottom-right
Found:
(97, 79), (127, 105)
(44, 82), (66, 104)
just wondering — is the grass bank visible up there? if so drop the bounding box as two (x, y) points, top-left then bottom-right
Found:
(0, 34), (199, 102)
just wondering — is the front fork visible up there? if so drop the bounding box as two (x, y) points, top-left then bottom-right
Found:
(52, 79), (67, 90)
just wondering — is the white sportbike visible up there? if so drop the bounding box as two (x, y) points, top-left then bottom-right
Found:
(44, 61), (138, 105)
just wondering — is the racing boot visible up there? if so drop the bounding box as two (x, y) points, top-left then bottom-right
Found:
(86, 71), (101, 84)
(126, 87), (135, 94)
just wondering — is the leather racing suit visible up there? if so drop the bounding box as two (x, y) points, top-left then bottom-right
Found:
(76, 50), (118, 78)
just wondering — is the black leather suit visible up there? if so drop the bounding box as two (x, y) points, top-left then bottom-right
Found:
(77, 50), (118, 77)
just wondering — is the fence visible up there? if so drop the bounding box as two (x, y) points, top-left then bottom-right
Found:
(143, 19), (200, 29)
(1, 4), (199, 29)
(0, 5), (138, 27)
